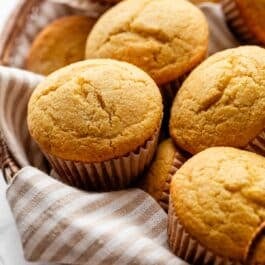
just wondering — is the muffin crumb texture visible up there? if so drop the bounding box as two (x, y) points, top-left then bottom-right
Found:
(86, 0), (208, 84)
(170, 46), (265, 154)
(171, 147), (265, 261)
(27, 59), (162, 162)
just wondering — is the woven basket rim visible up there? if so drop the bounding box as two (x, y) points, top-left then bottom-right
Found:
(0, 0), (114, 181)
(0, 0), (44, 181)
(1, 136), (19, 183)
(0, 0), (46, 66)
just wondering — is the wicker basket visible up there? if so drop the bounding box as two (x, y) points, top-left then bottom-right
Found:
(0, 0), (114, 182)
(1, 0), (39, 66)
(0, 0), (37, 182)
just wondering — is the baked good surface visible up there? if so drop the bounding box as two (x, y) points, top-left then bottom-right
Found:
(27, 59), (163, 162)
(86, 0), (208, 85)
(170, 45), (265, 154)
(26, 15), (96, 75)
(142, 139), (186, 210)
(171, 147), (265, 261)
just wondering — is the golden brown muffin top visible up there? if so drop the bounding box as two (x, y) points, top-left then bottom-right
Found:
(86, 0), (208, 85)
(170, 46), (265, 154)
(171, 147), (265, 261)
(27, 59), (163, 162)
(234, 0), (265, 44)
(142, 139), (186, 208)
(26, 15), (96, 75)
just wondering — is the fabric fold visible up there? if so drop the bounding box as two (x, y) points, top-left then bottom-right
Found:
(6, 166), (186, 265)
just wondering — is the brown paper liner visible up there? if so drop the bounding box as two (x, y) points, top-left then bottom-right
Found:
(245, 130), (265, 157)
(244, 223), (265, 265)
(160, 78), (185, 104)
(160, 74), (189, 106)
(158, 152), (187, 212)
(159, 75), (188, 140)
(222, 0), (259, 44)
(168, 199), (242, 265)
(44, 130), (159, 191)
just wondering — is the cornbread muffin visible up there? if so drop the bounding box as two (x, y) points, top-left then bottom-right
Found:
(27, 59), (163, 190)
(142, 139), (187, 211)
(170, 46), (265, 156)
(85, 0), (209, 85)
(168, 147), (265, 264)
(222, 0), (265, 45)
(26, 15), (96, 75)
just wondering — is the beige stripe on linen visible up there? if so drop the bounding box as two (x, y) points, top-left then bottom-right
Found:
(6, 167), (186, 265)
(25, 191), (142, 259)
(0, 66), (46, 171)
(39, 193), (150, 261)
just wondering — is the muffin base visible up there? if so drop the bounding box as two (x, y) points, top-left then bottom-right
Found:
(168, 199), (242, 265)
(222, 0), (259, 44)
(45, 130), (159, 191)
(158, 152), (187, 212)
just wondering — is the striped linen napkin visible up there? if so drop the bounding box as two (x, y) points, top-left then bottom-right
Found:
(7, 167), (183, 265)
(0, 3), (239, 265)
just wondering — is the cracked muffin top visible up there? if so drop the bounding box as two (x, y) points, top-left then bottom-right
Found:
(27, 59), (163, 163)
(170, 46), (265, 155)
(85, 0), (208, 85)
(171, 147), (265, 262)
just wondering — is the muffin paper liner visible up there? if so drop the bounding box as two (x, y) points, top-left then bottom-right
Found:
(244, 223), (265, 265)
(168, 199), (242, 265)
(160, 79), (185, 105)
(222, 0), (258, 44)
(160, 74), (189, 105)
(159, 76), (188, 140)
(44, 129), (159, 191)
(158, 152), (187, 212)
(245, 130), (265, 157)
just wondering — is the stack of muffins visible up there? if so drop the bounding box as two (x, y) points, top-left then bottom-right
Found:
(26, 0), (265, 264)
